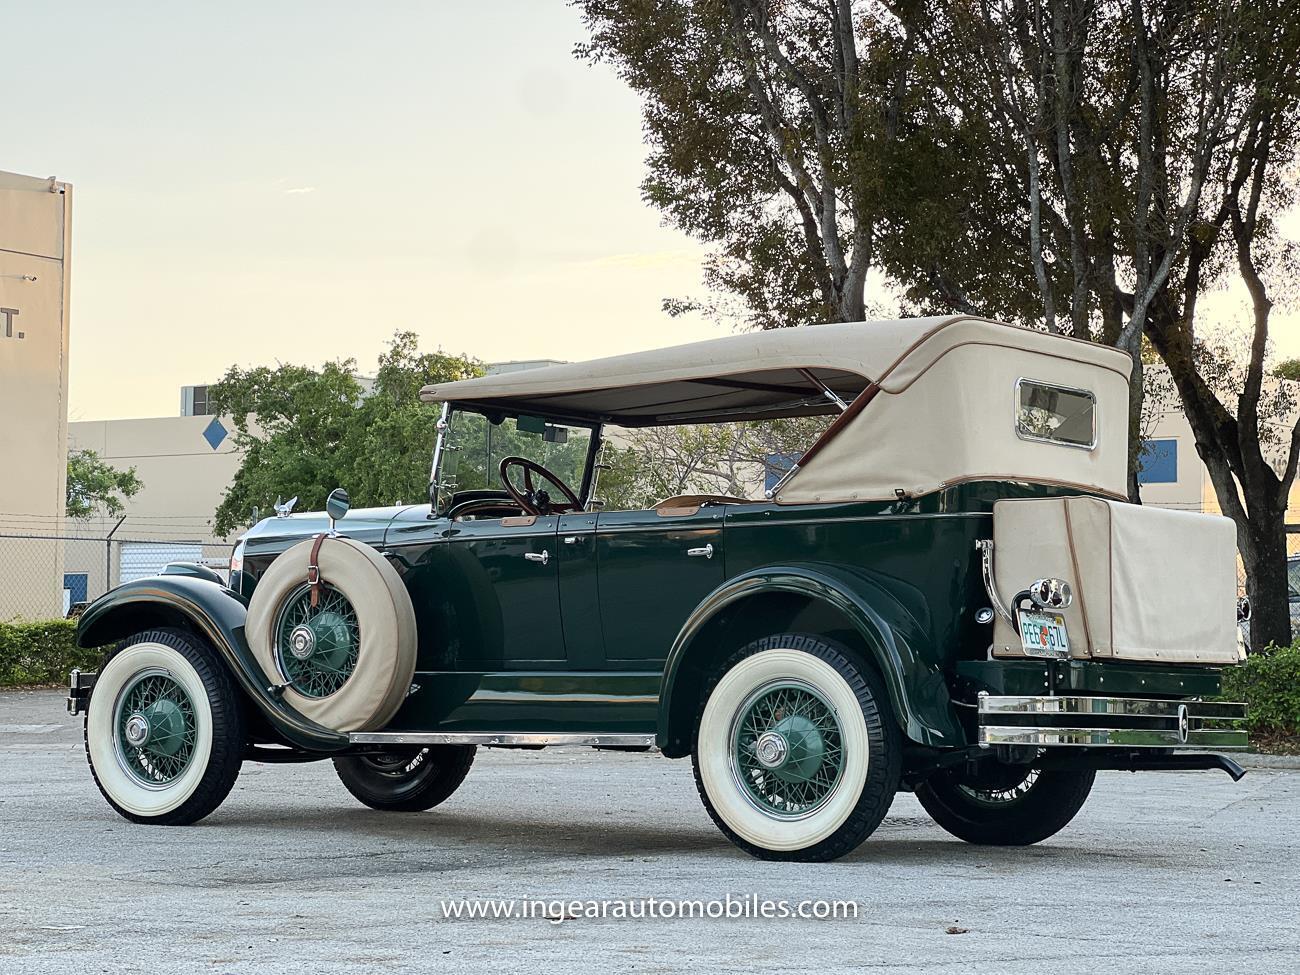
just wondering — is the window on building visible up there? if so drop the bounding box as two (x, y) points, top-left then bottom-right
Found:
(1137, 438), (1178, 484)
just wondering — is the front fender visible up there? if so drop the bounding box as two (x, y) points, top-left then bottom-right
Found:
(658, 564), (964, 754)
(77, 576), (347, 751)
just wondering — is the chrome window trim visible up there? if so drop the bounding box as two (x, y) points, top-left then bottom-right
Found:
(1014, 377), (1097, 452)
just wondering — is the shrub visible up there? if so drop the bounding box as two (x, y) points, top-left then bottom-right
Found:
(0, 619), (99, 687)
(1222, 642), (1300, 736)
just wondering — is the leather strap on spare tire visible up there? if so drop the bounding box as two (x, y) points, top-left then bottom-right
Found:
(246, 536), (417, 733)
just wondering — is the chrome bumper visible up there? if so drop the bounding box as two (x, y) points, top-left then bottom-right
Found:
(977, 693), (1249, 751)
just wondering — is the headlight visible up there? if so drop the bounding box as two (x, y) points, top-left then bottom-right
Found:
(229, 540), (245, 575)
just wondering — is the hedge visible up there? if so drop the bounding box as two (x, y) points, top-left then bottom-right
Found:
(1221, 641), (1300, 736)
(0, 619), (99, 687)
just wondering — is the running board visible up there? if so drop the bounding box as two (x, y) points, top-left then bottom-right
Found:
(348, 731), (657, 748)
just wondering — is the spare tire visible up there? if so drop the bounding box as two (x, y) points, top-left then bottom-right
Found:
(246, 536), (416, 732)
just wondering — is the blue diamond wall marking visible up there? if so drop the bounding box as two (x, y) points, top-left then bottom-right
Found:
(202, 417), (229, 450)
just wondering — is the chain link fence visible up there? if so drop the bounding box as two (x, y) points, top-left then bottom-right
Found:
(0, 527), (233, 622)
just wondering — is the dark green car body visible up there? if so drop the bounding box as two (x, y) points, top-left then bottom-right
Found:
(75, 479), (1228, 771)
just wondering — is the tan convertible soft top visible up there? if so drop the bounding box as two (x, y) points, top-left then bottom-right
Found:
(421, 316), (1134, 502)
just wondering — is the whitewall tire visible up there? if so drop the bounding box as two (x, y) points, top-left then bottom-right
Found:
(692, 634), (900, 862)
(85, 630), (244, 825)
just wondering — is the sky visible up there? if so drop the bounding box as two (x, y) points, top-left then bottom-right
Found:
(5, 1), (717, 421)
(5, 1), (1298, 422)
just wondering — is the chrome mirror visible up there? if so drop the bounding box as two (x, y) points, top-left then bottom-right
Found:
(325, 488), (350, 533)
(1236, 595), (1252, 623)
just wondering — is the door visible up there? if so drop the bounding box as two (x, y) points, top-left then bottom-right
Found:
(594, 506), (726, 664)
(440, 514), (566, 666)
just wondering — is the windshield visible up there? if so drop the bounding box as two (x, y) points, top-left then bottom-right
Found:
(435, 409), (594, 512)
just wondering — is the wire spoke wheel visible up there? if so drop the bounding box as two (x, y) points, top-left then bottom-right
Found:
(273, 583), (361, 698)
(730, 679), (845, 819)
(112, 667), (198, 788)
(956, 768), (1041, 807)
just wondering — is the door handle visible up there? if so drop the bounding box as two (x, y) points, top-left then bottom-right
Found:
(524, 550), (550, 565)
(686, 544), (714, 560)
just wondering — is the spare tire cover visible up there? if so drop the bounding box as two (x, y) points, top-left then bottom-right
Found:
(247, 536), (417, 732)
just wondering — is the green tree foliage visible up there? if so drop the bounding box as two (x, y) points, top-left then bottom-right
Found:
(209, 333), (482, 536)
(65, 449), (142, 519)
(1274, 359), (1300, 382)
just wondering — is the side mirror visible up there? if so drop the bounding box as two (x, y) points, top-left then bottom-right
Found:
(326, 488), (350, 533)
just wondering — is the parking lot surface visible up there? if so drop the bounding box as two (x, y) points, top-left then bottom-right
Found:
(1, 688), (1297, 974)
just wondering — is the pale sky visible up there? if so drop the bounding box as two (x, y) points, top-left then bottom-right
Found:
(6, 1), (1297, 421)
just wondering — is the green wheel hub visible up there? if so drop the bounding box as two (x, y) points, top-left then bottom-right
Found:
(273, 583), (360, 698)
(731, 680), (844, 818)
(113, 669), (197, 787)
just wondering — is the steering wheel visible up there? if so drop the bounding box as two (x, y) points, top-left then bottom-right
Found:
(498, 456), (583, 516)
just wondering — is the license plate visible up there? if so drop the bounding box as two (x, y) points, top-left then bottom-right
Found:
(1018, 609), (1070, 658)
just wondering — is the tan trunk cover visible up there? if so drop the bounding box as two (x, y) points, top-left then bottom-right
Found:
(990, 497), (1238, 665)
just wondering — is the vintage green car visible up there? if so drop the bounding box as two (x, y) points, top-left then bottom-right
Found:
(69, 316), (1249, 862)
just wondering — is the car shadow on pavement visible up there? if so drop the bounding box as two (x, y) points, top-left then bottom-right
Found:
(201, 802), (1161, 868)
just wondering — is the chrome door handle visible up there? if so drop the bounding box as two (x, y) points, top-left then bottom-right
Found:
(524, 550), (550, 565)
(686, 544), (714, 560)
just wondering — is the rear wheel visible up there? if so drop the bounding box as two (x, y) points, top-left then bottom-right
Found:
(85, 629), (244, 825)
(692, 633), (901, 862)
(333, 745), (475, 811)
(915, 764), (1095, 845)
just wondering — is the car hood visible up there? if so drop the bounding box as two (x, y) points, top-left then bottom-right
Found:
(240, 504), (427, 557)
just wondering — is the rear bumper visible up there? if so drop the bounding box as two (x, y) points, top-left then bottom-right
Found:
(67, 668), (97, 716)
(977, 693), (1248, 751)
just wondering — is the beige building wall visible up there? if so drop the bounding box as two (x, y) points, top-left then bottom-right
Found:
(0, 171), (72, 620)
(65, 414), (247, 593)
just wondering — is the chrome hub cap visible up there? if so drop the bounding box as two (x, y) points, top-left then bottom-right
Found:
(755, 731), (789, 769)
(288, 624), (316, 660)
(124, 713), (151, 746)
(112, 668), (198, 788)
(273, 583), (361, 698)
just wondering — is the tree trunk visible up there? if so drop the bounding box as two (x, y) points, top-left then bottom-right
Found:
(1126, 350), (1144, 503)
(1243, 508), (1293, 653)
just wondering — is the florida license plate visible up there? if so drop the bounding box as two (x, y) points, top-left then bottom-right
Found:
(1018, 610), (1070, 658)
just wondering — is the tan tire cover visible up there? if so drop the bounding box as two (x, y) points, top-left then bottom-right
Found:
(247, 536), (417, 732)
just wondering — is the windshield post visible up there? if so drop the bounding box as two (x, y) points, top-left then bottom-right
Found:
(427, 402), (451, 510)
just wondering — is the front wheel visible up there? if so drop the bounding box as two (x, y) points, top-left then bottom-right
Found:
(84, 629), (245, 825)
(914, 764), (1095, 845)
(692, 633), (901, 862)
(333, 745), (475, 811)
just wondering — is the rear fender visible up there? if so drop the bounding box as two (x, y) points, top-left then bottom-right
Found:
(657, 564), (964, 757)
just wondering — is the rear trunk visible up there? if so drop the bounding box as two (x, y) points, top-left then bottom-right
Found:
(989, 497), (1239, 666)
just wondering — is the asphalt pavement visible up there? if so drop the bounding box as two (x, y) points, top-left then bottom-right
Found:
(1, 688), (1297, 974)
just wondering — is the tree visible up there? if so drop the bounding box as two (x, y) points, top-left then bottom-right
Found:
(209, 333), (482, 536)
(65, 449), (142, 520)
(1274, 359), (1300, 382)
(576, 0), (962, 329)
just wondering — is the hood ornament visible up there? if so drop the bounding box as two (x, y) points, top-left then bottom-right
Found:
(274, 496), (298, 518)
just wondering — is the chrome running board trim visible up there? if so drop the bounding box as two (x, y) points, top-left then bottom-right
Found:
(348, 731), (657, 748)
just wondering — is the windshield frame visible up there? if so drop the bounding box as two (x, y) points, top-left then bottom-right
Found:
(428, 402), (603, 515)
